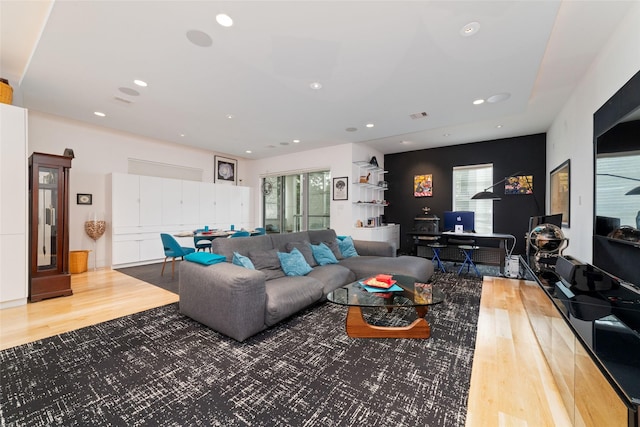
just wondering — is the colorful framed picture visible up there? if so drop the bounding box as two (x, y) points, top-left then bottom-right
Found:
(550, 159), (570, 227)
(414, 174), (432, 197)
(504, 175), (533, 194)
(214, 155), (237, 185)
(333, 177), (348, 200)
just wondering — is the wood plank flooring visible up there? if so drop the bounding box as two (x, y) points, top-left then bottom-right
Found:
(0, 269), (568, 425)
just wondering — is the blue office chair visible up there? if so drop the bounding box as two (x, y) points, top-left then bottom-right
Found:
(254, 227), (266, 235)
(229, 230), (250, 238)
(160, 233), (195, 278)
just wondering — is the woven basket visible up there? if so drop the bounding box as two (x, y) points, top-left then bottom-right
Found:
(0, 79), (13, 105)
(69, 250), (91, 274)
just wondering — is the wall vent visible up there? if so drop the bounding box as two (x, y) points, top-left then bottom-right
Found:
(409, 112), (428, 120)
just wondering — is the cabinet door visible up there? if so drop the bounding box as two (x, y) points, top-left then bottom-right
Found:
(239, 186), (252, 229)
(0, 234), (27, 302)
(181, 180), (200, 226)
(214, 184), (232, 228)
(112, 174), (140, 228)
(0, 104), (27, 234)
(199, 182), (216, 226)
(161, 178), (182, 225)
(112, 239), (140, 265)
(139, 176), (162, 226)
(140, 235), (165, 261)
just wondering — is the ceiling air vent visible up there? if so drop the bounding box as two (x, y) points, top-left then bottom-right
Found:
(114, 96), (133, 104)
(409, 112), (428, 120)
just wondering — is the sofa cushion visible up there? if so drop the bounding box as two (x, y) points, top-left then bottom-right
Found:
(269, 231), (311, 252)
(285, 241), (318, 267)
(337, 236), (358, 258)
(232, 252), (255, 269)
(277, 248), (312, 276)
(249, 249), (285, 280)
(308, 229), (343, 260)
(264, 276), (324, 326)
(311, 242), (338, 266)
(211, 234), (273, 262)
(307, 264), (356, 295)
(338, 255), (434, 283)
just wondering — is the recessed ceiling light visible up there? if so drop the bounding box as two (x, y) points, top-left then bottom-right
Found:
(443, 133), (451, 137)
(245, 150), (252, 154)
(310, 82), (322, 90)
(133, 80), (147, 87)
(186, 29), (213, 47)
(180, 133), (185, 137)
(487, 93), (511, 103)
(496, 125), (503, 129)
(473, 99), (485, 105)
(460, 22), (480, 37)
(365, 123), (374, 128)
(400, 140), (412, 144)
(293, 139), (300, 143)
(226, 114), (235, 119)
(216, 13), (233, 27)
(94, 111), (106, 117)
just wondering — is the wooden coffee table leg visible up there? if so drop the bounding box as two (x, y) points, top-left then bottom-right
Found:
(415, 306), (428, 318)
(345, 305), (431, 339)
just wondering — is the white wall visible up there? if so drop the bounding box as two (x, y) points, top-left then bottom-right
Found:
(546, 2), (640, 264)
(28, 111), (250, 268)
(248, 143), (384, 236)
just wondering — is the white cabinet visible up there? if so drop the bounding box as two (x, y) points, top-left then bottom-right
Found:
(0, 104), (28, 308)
(110, 173), (253, 267)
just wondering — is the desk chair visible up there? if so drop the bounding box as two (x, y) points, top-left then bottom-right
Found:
(160, 233), (195, 278)
(457, 244), (480, 276)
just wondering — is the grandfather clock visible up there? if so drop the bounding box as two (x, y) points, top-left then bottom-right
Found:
(29, 152), (73, 302)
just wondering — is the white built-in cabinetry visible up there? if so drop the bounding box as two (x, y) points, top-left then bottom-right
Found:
(110, 173), (252, 267)
(0, 104), (28, 308)
(350, 161), (399, 249)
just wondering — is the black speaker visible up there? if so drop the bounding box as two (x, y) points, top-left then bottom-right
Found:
(555, 256), (582, 285)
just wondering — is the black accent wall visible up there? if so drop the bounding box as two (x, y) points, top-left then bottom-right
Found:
(385, 133), (546, 256)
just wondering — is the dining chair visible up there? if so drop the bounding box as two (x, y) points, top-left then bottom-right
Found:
(229, 230), (251, 238)
(160, 233), (195, 278)
(254, 227), (266, 235)
(193, 229), (212, 252)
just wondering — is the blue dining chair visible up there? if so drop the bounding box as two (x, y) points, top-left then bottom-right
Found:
(254, 227), (266, 235)
(160, 233), (195, 278)
(193, 229), (212, 252)
(229, 230), (250, 238)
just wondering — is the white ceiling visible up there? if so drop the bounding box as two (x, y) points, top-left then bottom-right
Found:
(0, 1), (635, 160)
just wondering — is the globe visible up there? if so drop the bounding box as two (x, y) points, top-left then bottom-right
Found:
(529, 223), (566, 254)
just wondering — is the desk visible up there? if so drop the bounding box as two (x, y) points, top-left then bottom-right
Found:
(408, 231), (517, 273)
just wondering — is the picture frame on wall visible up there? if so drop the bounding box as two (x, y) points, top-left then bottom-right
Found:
(414, 174), (432, 197)
(550, 159), (570, 227)
(332, 177), (348, 200)
(214, 155), (237, 185)
(76, 193), (92, 205)
(504, 175), (533, 194)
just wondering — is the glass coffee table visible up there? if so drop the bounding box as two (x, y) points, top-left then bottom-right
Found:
(326, 274), (444, 339)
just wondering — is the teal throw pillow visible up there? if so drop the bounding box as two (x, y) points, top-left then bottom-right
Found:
(337, 236), (358, 258)
(277, 248), (312, 276)
(232, 252), (255, 269)
(311, 242), (338, 266)
(184, 252), (226, 266)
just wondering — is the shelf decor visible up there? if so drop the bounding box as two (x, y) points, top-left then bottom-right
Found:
(85, 213), (107, 271)
(414, 174), (432, 197)
(333, 177), (348, 200)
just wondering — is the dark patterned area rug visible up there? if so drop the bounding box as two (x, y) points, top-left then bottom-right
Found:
(1, 272), (481, 427)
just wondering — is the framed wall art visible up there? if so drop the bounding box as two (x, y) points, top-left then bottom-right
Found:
(504, 175), (533, 195)
(76, 193), (92, 205)
(414, 174), (432, 197)
(215, 155), (237, 185)
(550, 159), (570, 227)
(332, 177), (348, 200)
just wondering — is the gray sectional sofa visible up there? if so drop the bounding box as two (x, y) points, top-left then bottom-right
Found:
(179, 229), (433, 341)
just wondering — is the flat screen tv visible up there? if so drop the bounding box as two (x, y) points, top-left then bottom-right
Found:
(443, 211), (475, 232)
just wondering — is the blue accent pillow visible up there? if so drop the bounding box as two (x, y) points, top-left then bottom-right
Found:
(232, 252), (255, 269)
(311, 242), (338, 266)
(277, 248), (312, 276)
(184, 252), (226, 266)
(337, 236), (358, 258)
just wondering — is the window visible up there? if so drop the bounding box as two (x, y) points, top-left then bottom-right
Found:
(452, 164), (493, 233)
(262, 170), (331, 233)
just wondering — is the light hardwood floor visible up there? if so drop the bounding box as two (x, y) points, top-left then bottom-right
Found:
(0, 270), (568, 425)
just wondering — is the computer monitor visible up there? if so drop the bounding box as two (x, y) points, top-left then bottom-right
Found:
(443, 211), (475, 232)
(528, 213), (562, 231)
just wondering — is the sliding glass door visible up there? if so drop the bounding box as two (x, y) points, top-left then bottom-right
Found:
(262, 171), (330, 233)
